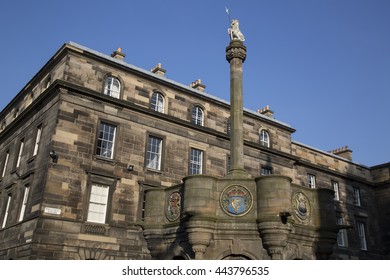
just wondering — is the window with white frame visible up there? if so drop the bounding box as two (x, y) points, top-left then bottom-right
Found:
(260, 130), (270, 147)
(33, 124), (42, 157)
(150, 92), (165, 113)
(87, 184), (110, 224)
(103, 76), (121, 98)
(261, 166), (273, 176)
(357, 222), (367, 250)
(336, 217), (347, 247)
(18, 186), (30, 222)
(146, 136), (162, 170)
(16, 139), (24, 168)
(2, 194), (12, 228)
(191, 106), (204, 126)
(308, 174), (316, 188)
(189, 148), (203, 175)
(333, 181), (340, 201)
(96, 122), (117, 159)
(353, 187), (361, 206)
(1, 151), (10, 178)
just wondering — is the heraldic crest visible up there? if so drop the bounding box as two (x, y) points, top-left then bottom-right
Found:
(220, 185), (253, 216)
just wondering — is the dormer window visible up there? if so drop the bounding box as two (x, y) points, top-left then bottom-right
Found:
(260, 129), (270, 147)
(191, 106), (204, 126)
(150, 92), (165, 113)
(103, 76), (121, 99)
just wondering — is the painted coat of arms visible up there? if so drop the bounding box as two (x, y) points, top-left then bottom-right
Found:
(220, 185), (253, 216)
(292, 192), (311, 221)
(166, 191), (181, 221)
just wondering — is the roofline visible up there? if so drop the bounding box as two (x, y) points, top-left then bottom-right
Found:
(67, 41), (295, 132)
(292, 140), (371, 168)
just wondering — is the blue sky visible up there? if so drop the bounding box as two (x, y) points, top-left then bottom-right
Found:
(0, 0), (389, 166)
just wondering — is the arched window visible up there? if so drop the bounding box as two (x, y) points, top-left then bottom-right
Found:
(103, 76), (121, 98)
(191, 106), (204, 126)
(150, 92), (165, 113)
(260, 130), (270, 147)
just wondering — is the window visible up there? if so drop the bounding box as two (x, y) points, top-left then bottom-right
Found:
(189, 148), (203, 175)
(18, 186), (30, 222)
(33, 124), (42, 156)
(16, 139), (24, 168)
(357, 222), (367, 250)
(191, 106), (204, 126)
(227, 155), (231, 173)
(353, 187), (361, 206)
(150, 92), (164, 113)
(260, 130), (270, 147)
(146, 136), (162, 170)
(227, 117), (231, 136)
(308, 174), (316, 188)
(96, 122), (117, 159)
(1, 151), (10, 178)
(103, 76), (120, 98)
(261, 166), (273, 176)
(333, 181), (340, 201)
(87, 184), (109, 224)
(2, 194), (12, 228)
(336, 217), (347, 247)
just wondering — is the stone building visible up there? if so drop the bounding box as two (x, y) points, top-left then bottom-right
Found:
(0, 35), (389, 260)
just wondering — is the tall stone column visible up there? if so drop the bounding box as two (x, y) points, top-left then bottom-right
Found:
(226, 40), (247, 178)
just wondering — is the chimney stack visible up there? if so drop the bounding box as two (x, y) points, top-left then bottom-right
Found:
(329, 146), (353, 161)
(111, 47), (126, 61)
(257, 105), (274, 118)
(190, 79), (206, 92)
(151, 63), (166, 77)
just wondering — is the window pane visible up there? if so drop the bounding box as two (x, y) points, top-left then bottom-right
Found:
(104, 77), (120, 98)
(16, 139), (24, 168)
(18, 186), (30, 222)
(87, 184), (109, 224)
(192, 106), (204, 126)
(2, 152), (9, 178)
(357, 222), (367, 250)
(333, 181), (340, 201)
(33, 125), (42, 156)
(260, 130), (270, 147)
(2, 195), (12, 228)
(96, 123), (116, 159)
(150, 92), (164, 113)
(190, 148), (203, 175)
(146, 136), (162, 170)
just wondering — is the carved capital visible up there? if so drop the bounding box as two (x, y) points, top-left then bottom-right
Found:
(226, 41), (247, 63)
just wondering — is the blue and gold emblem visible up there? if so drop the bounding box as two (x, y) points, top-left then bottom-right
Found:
(220, 185), (253, 216)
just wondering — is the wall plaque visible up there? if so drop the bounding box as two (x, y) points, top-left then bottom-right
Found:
(220, 185), (253, 216)
(166, 191), (181, 222)
(292, 192), (311, 221)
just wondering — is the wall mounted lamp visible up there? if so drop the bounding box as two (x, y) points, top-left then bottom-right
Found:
(127, 164), (134, 172)
(49, 150), (58, 163)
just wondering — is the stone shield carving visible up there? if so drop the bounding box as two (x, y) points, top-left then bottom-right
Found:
(166, 191), (181, 222)
(292, 192), (311, 221)
(220, 185), (253, 216)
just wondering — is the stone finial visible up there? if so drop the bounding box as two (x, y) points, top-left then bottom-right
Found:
(257, 105), (274, 118)
(151, 63), (166, 77)
(190, 79), (206, 92)
(328, 146), (353, 161)
(111, 47), (126, 61)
